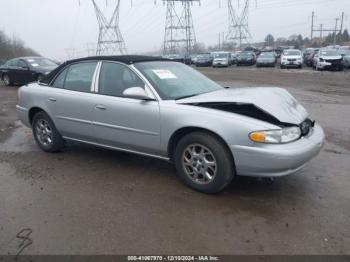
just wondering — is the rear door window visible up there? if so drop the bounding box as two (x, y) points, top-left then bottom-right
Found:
(62, 62), (97, 93)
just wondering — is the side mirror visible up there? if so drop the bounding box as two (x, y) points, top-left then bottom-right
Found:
(123, 87), (155, 101)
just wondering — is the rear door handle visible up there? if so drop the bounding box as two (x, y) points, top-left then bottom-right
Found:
(95, 105), (107, 110)
(48, 97), (56, 102)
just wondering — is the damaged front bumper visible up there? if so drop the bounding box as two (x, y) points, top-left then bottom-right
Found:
(231, 123), (325, 177)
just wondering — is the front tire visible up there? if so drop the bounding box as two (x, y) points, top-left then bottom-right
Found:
(32, 111), (64, 153)
(174, 132), (235, 194)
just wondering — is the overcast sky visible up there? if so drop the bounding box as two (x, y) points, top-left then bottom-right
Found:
(1, 0), (349, 60)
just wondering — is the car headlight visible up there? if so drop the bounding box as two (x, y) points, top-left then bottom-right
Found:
(319, 58), (324, 62)
(249, 126), (301, 144)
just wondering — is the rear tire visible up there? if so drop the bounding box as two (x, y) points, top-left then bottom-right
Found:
(2, 74), (13, 86)
(174, 132), (235, 194)
(32, 111), (65, 153)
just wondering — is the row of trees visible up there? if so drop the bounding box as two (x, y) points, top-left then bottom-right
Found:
(0, 30), (39, 64)
(189, 28), (349, 54)
(264, 29), (350, 48)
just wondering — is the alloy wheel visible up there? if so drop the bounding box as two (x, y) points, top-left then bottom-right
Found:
(35, 119), (53, 146)
(182, 144), (217, 185)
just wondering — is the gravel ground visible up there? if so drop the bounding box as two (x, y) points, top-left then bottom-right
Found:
(0, 66), (349, 255)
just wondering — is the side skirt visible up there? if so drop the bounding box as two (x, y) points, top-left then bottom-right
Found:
(62, 136), (170, 161)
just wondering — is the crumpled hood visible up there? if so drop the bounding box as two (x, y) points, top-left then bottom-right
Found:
(176, 87), (308, 125)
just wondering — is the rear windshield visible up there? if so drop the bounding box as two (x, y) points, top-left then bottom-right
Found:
(215, 53), (229, 58)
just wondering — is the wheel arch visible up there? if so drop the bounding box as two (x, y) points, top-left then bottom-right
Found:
(167, 126), (236, 168)
(28, 107), (46, 126)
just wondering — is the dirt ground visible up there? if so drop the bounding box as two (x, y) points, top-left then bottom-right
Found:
(0, 67), (349, 255)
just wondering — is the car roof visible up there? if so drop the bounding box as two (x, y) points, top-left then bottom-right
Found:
(41, 55), (171, 85)
(64, 55), (169, 65)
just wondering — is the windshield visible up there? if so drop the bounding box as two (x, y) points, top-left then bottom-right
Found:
(259, 53), (274, 57)
(283, 50), (301, 56)
(215, 53), (229, 58)
(135, 61), (223, 100)
(320, 50), (339, 56)
(25, 58), (57, 67)
(197, 54), (211, 59)
(239, 52), (252, 57)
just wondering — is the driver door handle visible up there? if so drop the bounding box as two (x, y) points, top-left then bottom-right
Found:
(95, 105), (107, 111)
(48, 97), (57, 102)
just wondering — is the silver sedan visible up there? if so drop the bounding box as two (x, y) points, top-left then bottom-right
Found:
(16, 56), (325, 193)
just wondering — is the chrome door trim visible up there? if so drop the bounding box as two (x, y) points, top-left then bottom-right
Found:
(92, 121), (159, 136)
(62, 136), (170, 161)
(91, 61), (102, 93)
(56, 116), (92, 125)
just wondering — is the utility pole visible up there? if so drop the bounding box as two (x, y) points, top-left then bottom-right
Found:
(162, 0), (200, 57)
(310, 12), (345, 44)
(91, 0), (127, 55)
(311, 11), (314, 40)
(340, 12), (345, 33)
(333, 18), (339, 45)
(226, 0), (253, 50)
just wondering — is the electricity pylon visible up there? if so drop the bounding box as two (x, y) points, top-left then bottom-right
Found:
(92, 0), (127, 55)
(226, 0), (253, 49)
(163, 0), (200, 56)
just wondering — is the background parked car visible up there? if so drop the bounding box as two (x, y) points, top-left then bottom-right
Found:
(280, 49), (303, 69)
(230, 52), (238, 65)
(195, 53), (213, 67)
(212, 52), (232, 67)
(164, 54), (191, 65)
(0, 56), (58, 86)
(313, 49), (344, 71)
(236, 51), (256, 66)
(304, 48), (318, 67)
(256, 52), (277, 67)
(190, 54), (198, 65)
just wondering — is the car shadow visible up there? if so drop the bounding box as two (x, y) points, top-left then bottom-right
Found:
(60, 141), (311, 217)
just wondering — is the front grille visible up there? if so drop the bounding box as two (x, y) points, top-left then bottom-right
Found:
(288, 59), (296, 62)
(325, 59), (342, 64)
(299, 118), (315, 136)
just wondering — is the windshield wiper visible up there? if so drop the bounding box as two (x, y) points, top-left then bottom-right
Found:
(175, 94), (199, 100)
